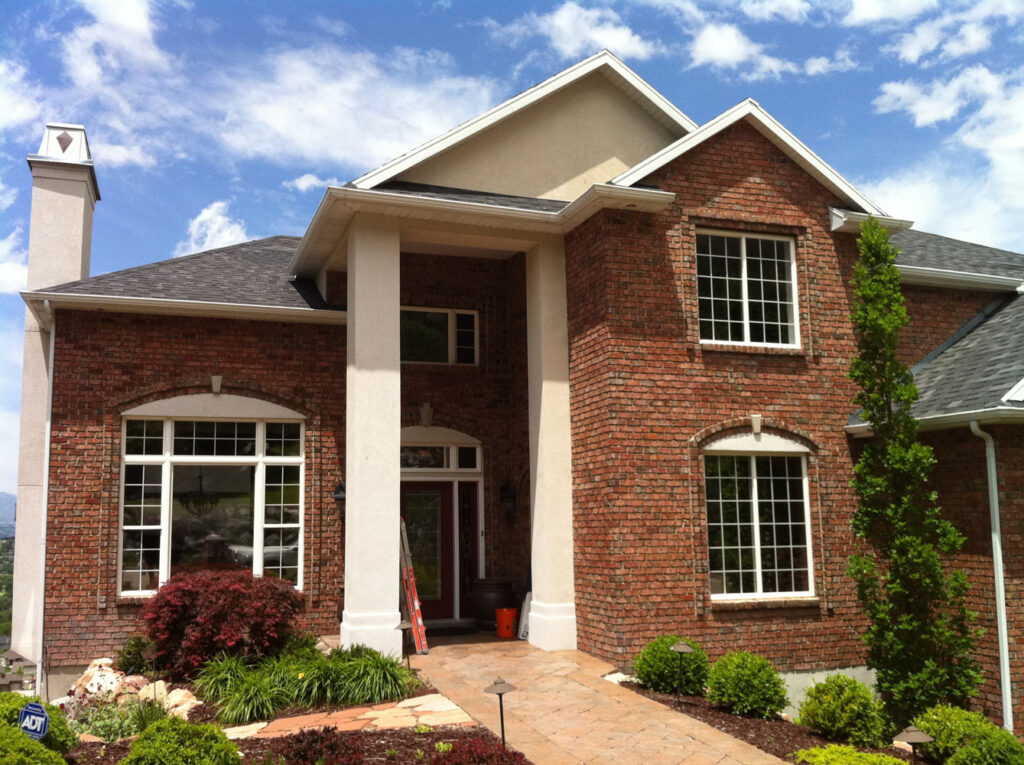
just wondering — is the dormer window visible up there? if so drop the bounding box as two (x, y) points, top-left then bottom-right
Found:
(400, 308), (478, 365)
(696, 231), (799, 347)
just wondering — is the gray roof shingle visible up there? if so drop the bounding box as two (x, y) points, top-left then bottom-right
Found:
(374, 181), (569, 213)
(893, 229), (1024, 280)
(38, 236), (337, 311)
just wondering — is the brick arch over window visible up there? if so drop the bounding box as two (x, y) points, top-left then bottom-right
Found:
(112, 381), (314, 419)
(690, 416), (818, 453)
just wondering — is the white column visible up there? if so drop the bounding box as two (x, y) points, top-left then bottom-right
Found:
(340, 215), (403, 657)
(525, 236), (577, 651)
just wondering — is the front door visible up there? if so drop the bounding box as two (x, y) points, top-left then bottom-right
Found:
(400, 482), (454, 620)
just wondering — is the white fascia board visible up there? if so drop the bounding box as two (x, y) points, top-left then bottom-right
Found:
(897, 264), (1023, 292)
(1001, 377), (1024, 403)
(612, 99), (887, 216)
(22, 291), (347, 325)
(559, 183), (676, 231)
(829, 207), (913, 234)
(350, 50), (696, 191)
(847, 406), (1024, 437)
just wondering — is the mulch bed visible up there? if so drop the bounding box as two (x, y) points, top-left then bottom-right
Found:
(66, 725), (530, 764)
(623, 682), (919, 763)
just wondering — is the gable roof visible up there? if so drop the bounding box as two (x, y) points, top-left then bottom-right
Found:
(611, 98), (887, 216)
(893, 229), (1024, 285)
(23, 236), (345, 325)
(351, 50), (697, 191)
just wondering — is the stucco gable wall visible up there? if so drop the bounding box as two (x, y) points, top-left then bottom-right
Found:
(397, 72), (681, 201)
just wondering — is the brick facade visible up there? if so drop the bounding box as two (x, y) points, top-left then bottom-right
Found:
(899, 285), (998, 366)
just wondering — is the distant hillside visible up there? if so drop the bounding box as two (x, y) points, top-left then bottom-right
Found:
(0, 493), (13, 538)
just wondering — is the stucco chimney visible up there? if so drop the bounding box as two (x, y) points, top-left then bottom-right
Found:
(12, 123), (100, 690)
(25, 123), (100, 287)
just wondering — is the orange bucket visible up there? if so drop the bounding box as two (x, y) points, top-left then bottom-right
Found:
(496, 607), (518, 639)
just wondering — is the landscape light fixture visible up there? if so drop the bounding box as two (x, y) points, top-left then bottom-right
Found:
(670, 641), (694, 698)
(484, 677), (516, 747)
(894, 725), (933, 764)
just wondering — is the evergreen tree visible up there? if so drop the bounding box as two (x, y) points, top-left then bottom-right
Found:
(847, 218), (982, 727)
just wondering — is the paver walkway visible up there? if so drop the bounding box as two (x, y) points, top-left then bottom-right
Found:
(412, 639), (787, 765)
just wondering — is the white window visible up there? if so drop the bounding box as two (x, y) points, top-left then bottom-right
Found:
(696, 231), (798, 347)
(400, 308), (478, 365)
(119, 418), (304, 596)
(400, 444), (480, 471)
(703, 437), (813, 600)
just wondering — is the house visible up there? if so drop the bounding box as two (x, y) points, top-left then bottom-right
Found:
(11, 51), (1022, 730)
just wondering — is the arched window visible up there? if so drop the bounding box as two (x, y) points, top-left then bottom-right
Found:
(119, 394), (305, 595)
(703, 431), (813, 600)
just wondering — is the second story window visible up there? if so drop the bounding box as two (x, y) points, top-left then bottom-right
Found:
(401, 308), (478, 365)
(696, 232), (798, 347)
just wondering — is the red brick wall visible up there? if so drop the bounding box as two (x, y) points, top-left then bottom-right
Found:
(43, 252), (531, 669)
(565, 120), (869, 670)
(899, 286), (997, 367)
(924, 427), (1024, 729)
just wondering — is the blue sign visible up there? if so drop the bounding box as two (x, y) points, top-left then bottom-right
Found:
(19, 702), (49, 740)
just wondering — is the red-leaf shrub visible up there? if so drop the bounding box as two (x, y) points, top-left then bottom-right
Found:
(429, 736), (530, 764)
(141, 569), (304, 679)
(272, 727), (364, 764)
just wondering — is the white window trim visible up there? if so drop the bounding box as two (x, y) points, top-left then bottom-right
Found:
(705, 449), (815, 602)
(696, 228), (801, 349)
(118, 417), (305, 597)
(400, 306), (479, 366)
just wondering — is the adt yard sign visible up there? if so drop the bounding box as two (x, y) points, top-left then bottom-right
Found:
(19, 701), (49, 740)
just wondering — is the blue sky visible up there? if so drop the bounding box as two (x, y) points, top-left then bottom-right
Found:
(1, 0), (1023, 494)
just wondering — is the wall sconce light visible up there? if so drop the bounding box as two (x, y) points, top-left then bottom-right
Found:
(499, 481), (517, 522)
(333, 481), (346, 520)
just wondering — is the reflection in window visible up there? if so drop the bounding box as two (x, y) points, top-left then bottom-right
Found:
(400, 308), (477, 365)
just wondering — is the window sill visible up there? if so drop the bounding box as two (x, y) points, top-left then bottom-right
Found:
(699, 342), (804, 357)
(116, 595), (153, 606)
(711, 596), (819, 611)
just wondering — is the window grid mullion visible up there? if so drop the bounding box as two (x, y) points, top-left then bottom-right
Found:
(159, 418), (173, 587)
(740, 236), (750, 343)
(750, 456), (763, 595)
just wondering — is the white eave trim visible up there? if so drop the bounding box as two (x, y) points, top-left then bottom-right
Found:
(848, 406), (1024, 436)
(1001, 377), (1024, 403)
(829, 208), (912, 234)
(21, 291), (347, 326)
(288, 183), (676, 277)
(897, 265), (1023, 292)
(351, 50), (697, 191)
(612, 99), (887, 216)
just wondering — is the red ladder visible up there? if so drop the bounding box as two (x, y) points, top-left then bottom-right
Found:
(400, 519), (429, 655)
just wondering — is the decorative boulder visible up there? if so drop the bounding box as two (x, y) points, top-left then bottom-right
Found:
(72, 658), (125, 701)
(163, 687), (202, 720)
(137, 679), (169, 704)
(121, 675), (149, 691)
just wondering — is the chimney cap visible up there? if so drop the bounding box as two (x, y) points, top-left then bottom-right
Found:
(27, 122), (100, 200)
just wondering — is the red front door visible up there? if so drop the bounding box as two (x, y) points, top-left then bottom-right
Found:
(400, 482), (454, 620)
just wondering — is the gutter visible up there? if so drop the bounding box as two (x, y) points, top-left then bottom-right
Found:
(896, 264), (1023, 292)
(21, 292), (347, 325)
(968, 421), (1013, 733)
(847, 406), (1024, 436)
(828, 207), (913, 234)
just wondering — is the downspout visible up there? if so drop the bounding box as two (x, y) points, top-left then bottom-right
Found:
(37, 306), (55, 699)
(968, 420), (1013, 732)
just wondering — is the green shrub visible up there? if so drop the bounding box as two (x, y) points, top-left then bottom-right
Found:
(0, 725), (65, 765)
(0, 691), (77, 754)
(915, 704), (1024, 764)
(797, 675), (887, 747)
(329, 643), (378, 663)
(280, 631), (321, 662)
(337, 651), (417, 705)
(633, 635), (709, 695)
(194, 653), (251, 704)
(218, 670), (289, 725)
(793, 745), (905, 765)
(122, 717), (239, 765)
(116, 635), (154, 675)
(707, 651), (788, 719)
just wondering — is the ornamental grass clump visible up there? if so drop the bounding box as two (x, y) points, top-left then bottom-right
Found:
(141, 568), (304, 679)
(797, 675), (887, 747)
(193, 653), (251, 704)
(121, 717), (239, 765)
(634, 635), (709, 695)
(706, 650), (787, 719)
(914, 704), (1024, 764)
(217, 670), (290, 725)
(337, 651), (418, 705)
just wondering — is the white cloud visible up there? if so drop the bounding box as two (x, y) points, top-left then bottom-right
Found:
(843, 0), (938, 26)
(91, 142), (156, 168)
(740, 0), (811, 23)
(490, 2), (665, 61)
(689, 23), (798, 80)
(887, 19), (945, 64)
(0, 175), (17, 212)
(173, 201), (249, 257)
(0, 60), (44, 130)
(212, 46), (499, 170)
(942, 22), (992, 59)
(804, 47), (856, 76)
(883, 4), (1024, 66)
(0, 228), (28, 294)
(283, 174), (341, 192)
(874, 65), (1003, 126)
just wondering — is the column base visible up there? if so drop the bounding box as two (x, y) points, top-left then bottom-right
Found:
(527, 599), (577, 651)
(339, 609), (403, 658)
